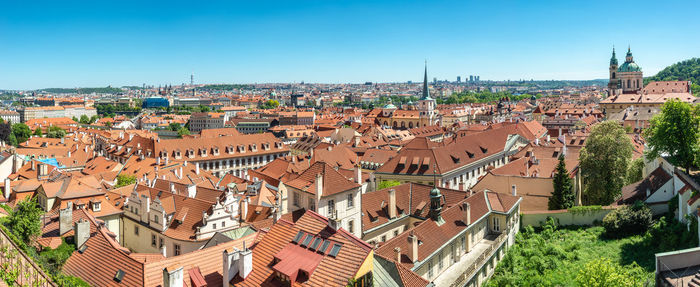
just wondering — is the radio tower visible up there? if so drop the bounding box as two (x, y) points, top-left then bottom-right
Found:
(190, 72), (194, 86)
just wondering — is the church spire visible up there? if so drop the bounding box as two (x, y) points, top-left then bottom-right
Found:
(610, 46), (618, 66)
(421, 61), (432, 100)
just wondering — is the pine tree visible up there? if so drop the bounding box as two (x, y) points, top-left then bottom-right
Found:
(549, 156), (575, 210)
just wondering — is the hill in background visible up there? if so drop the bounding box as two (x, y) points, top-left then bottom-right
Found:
(646, 58), (700, 96)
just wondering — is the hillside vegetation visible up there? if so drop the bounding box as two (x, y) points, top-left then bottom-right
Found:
(646, 58), (700, 96)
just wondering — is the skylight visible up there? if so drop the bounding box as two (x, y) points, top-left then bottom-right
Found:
(318, 240), (330, 254)
(301, 234), (313, 247)
(114, 269), (125, 283)
(292, 231), (304, 244)
(310, 238), (322, 251)
(329, 243), (342, 257)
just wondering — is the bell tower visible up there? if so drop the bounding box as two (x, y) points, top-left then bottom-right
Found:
(418, 62), (437, 127)
(608, 47), (619, 96)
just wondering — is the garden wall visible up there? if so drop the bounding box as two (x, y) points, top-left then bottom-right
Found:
(521, 206), (620, 227)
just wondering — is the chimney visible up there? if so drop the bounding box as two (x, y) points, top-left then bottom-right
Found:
(157, 157), (161, 166)
(67, 150), (71, 158)
(165, 157), (169, 166)
(59, 202), (73, 235)
(161, 245), (167, 257)
(408, 232), (419, 263)
(388, 189), (397, 219)
(162, 266), (184, 287)
(183, 160), (188, 167)
(355, 165), (362, 185)
(31, 160), (35, 171)
(546, 134), (551, 143)
(512, 184), (517, 196)
(73, 218), (90, 248)
(240, 197), (248, 223)
(223, 243), (253, 283)
(328, 210), (341, 231)
(4, 178), (10, 200)
(534, 138), (539, 146)
(394, 247), (401, 263)
(170, 182), (176, 193)
(315, 173), (323, 196)
(463, 202), (471, 225)
(195, 163), (200, 175)
(178, 166), (183, 179)
(187, 184), (197, 198)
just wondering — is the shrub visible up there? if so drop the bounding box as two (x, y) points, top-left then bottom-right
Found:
(602, 201), (652, 237)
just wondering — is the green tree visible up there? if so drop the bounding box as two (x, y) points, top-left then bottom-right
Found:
(177, 127), (191, 138)
(11, 123), (31, 144)
(168, 122), (181, 131)
(579, 121), (634, 205)
(643, 100), (700, 173)
(625, 157), (645, 184)
(8, 132), (18, 146)
(90, 114), (99, 124)
(105, 121), (113, 128)
(1, 198), (43, 243)
(575, 258), (636, 287)
(549, 156), (575, 210)
(260, 99), (280, 109)
(377, 180), (401, 190)
(47, 126), (66, 138)
(79, 115), (90, 124)
(33, 127), (43, 137)
(115, 174), (136, 187)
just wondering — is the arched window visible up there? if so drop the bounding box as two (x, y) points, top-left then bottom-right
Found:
(409, 122), (414, 128)
(637, 79), (640, 88)
(627, 79), (631, 88)
(612, 72), (616, 79)
(401, 122), (405, 128)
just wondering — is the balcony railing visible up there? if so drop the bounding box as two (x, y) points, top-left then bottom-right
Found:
(449, 232), (508, 287)
(0, 228), (57, 287)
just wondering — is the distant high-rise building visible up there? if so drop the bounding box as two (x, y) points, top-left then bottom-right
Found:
(433, 77), (437, 84)
(457, 76), (461, 83)
(476, 76), (480, 81)
(469, 75), (474, 82)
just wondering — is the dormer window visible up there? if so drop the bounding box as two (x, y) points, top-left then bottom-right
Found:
(187, 149), (195, 158)
(212, 147), (219, 156)
(200, 148), (207, 157)
(92, 202), (101, 212)
(226, 145), (234, 154)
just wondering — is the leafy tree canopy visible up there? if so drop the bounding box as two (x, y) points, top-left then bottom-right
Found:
(579, 121), (634, 205)
(643, 100), (700, 173)
(1, 198), (43, 243)
(116, 174), (136, 187)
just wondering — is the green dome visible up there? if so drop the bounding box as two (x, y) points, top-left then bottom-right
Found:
(618, 62), (641, 72)
(383, 103), (397, 109)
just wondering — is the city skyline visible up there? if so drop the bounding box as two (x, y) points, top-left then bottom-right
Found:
(2, 0), (699, 90)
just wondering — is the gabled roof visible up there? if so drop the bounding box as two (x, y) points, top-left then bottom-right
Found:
(285, 161), (360, 197)
(233, 210), (372, 286)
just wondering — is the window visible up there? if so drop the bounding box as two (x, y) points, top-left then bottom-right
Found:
(153, 215), (158, 224)
(493, 217), (500, 232)
(134, 226), (139, 235)
(428, 261), (433, 278)
(213, 223), (217, 229)
(174, 244), (181, 256)
(438, 251), (444, 269)
(302, 196), (313, 211)
(381, 235), (386, 242)
(394, 230), (399, 237)
(159, 237), (164, 248)
(348, 220), (354, 234)
(347, 193), (354, 208)
(328, 200), (335, 217)
(151, 234), (156, 247)
(293, 192), (299, 207)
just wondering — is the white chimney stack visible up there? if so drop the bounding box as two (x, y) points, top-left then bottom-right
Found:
(162, 266), (184, 287)
(3, 178), (10, 201)
(388, 189), (397, 219)
(463, 202), (471, 225)
(408, 232), (419, 263)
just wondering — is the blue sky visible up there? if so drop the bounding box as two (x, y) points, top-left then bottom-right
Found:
(1, 0), (699, 90)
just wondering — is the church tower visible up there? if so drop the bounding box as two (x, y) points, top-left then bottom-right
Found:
(617, 46), (643, 94)
(418, 62), (437, 127)
(608, 47), (619, 96)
